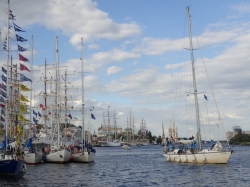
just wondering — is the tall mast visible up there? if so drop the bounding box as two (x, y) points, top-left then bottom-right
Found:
(44, 59), (47, 133)
(81, 37), (85, 149)
(186, 7), (202, 150)
(55, 36), (60, 147)
(5, 0), (10, 147)
(29, 36), (34, 127)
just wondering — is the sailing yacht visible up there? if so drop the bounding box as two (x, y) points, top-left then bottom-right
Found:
(163, 7), (232, 164)
(71, 38), (96, 162)
(45, 37), (71, 163)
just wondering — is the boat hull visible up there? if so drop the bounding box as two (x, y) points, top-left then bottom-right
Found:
(163, 151), (232, 164)
(46, 149), (71, 163)
(71, 151), (96, 163)
(0, 159), (26, 178)
(24, 153), (43, 164)
(101, 141), (121, 147)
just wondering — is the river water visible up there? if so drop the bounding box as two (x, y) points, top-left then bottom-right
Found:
(0, 145), (249, 187)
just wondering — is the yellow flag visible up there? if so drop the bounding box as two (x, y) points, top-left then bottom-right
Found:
(20, 83), (31, 91)
(19, 103), (27, 113)
(20, 94), (30, 102)
(18, 114), (28, 121)
(17, 123), (22, 132)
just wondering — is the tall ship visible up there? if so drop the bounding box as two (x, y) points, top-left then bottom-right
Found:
(0, 0), (27, 177)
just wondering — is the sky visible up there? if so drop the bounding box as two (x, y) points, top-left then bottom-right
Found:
(0, 0), (250, 140)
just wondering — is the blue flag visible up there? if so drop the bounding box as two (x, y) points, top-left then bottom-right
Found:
(204, 95), (208, 101)
(14, 26), (25, 32)
(0, 96), (5, 103)
(2, 75), (7, 83)
(68, 114), (72, 119)
(20, 74), (32, 82)
(38, 111), (41, 117)
(1, 84), (6, 92)
(16, 34), (27, 42)
(18, 45), (28, 52)
(2, 67), (7, 74)
(33, 110), (37, 117)
(1, 92), (6, 98)
(91, 113), (96, 120)
(33, 117), (38, 124)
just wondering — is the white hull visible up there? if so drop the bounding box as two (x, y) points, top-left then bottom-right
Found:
(123, 145), (132, 150)
(46, 149), (71, 163)
(163, 150), (231, 164)
(24, 153), (43, 164)
(141, 142), (149, 146)
(71, 151), (96, 163)
(101, 141), (121, 147)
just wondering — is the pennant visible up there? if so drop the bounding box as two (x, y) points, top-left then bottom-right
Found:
(39, 104), (46, 111)
(18, 45), (28, 52)
(13, 22), (21, 28)
(20, 63), (30, 72)
(16, 34), (27, 42)
(2, 67), (7, 74)
(204, 95), (208, 101)
(1, 116), (5, 122)
(20, 74), (32, 82)
(68, 114), (72, 119)
(19, 103), (27, 113)
(9, 13), (16, 20)
(14, 26), (25, 32)
(91, 113), (96, 120)
(20, 94), (30, 102)
(17, 123), (23, 133)
(0, 96), (5, 103)
(19, 54), (29, 62)
(33, 117), (38, 124)
(18, 114), (28, 121)
(1, 84), (6, 92)
(20, 83), (31, 91)
(2, 75), (7, 83)
(38, 111), (41, 117)
(1, 92), (6, 98)
(33, 110), (37, 117)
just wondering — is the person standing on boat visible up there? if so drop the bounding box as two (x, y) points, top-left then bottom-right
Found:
(191, 140), (197, 154)
(211, 140), (216, 150)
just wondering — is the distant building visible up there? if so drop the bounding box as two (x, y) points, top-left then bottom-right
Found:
(233, 126), (242, 136)
(226, 126), (250, 141)
(226, 131), (233, 141)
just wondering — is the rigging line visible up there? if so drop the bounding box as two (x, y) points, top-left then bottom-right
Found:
(191, 17), (219, 143)
(193, 22), (230, 147)
(173, 15), (187, 130)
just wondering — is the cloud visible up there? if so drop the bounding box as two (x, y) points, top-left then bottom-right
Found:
(230, 3), (250, 14)
(0, 0), (141, 47)
(133, 30), (237, 55)
(107, 66), (122, 75)
(86, 49), (140, 71)
(88, 44), (99, 50)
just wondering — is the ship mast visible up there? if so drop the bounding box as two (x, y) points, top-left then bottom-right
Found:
(5, 0), (10, 148)
(186, 7), (202, 150)
(81, 37), (86, 150)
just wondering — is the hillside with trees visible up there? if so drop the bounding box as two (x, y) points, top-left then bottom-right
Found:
(229, 132), (250, 145)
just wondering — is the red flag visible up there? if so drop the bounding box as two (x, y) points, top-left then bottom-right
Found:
(20, 63), (30, 72)
(19, 54), (29, 62)
(39, 104), (46, 111)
